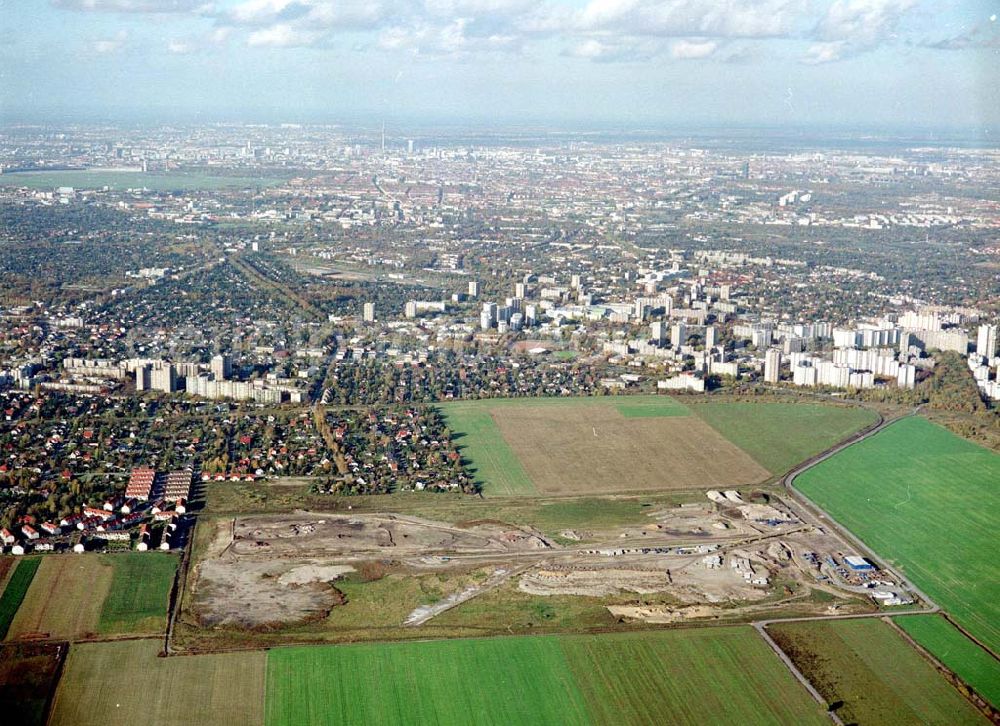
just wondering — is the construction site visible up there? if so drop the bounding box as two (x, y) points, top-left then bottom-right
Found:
(182, 489), (916, 636)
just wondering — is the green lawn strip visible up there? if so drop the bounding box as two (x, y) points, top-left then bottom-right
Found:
(613, 396), (689, 418)
(562, 628), (829, 726)
(769, 619), (985, 726)
(266, 636), (591, 726)
(895, 614), (1000, 708)
(530, 497), (667, 532)
(795, 417), (1000, 653)
(97, 552), (178, 634)
(689, 402), (878, 474)
(440, 404), (536, 495)
(0, 558), (41, 639)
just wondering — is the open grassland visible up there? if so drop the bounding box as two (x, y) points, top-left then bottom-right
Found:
(770, 619), (985, 725)
(205, 484), (698, 539)
(7, 556), (113, 640)
(492, 403), (768, 494)
(98, 552), (177, 634)
(688, 402), (879, 474)
(0, 642), (65, 726)
(0, 558), (40, 639)
(50, 639), (265, 726)
(606, 396), (689, 418)
(795, 417), (1000, 653)
(442, 396), (769, 496)
(0, 170), (286, 191)
(266, 628), (828, 726)
(896, 614), (1000, 707)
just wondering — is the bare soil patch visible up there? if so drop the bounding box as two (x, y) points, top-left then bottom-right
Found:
(518, 555), (768, 601)
(187, 513), (550, 629)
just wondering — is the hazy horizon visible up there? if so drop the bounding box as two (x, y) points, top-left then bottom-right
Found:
(2, 1), (997, 134)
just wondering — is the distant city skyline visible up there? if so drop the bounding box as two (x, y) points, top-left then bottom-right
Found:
(1, 1), (998, 132)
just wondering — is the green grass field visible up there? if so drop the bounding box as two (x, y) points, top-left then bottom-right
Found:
(0, 558), (40, 639)
(795, 417), (1000, 654)
(0, 170), (286, 191)
(440, 395), (696, 496)
(769, 619), (984, 725)
(266, 628), (829, 726)
(688, 402), (878, 474)
(442, 397), (875, 495)
(49, 639), (266, 726)
(895, 614), (1000, 707)
(98, 553), (178, 634)
(441, 400), (538, 495)
(609, 396), (689, 418)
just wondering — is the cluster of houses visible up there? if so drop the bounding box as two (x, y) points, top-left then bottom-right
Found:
(1, 467), (192, 555)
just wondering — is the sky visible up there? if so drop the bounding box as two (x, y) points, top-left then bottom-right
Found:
(1, 0), (997, 132)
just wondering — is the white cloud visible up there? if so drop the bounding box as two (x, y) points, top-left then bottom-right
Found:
(163, 26), (231, 54)
(924, 22), (999, 51)
(378, 17), (520, 56)
(167, 38), (196, 53)
(802, 39), (846, 63)
(54, 0), (205, 11)
(93, 30), (128, 53)
(801, 0), (916, 63)
(51, 0), (963, 65)
(576, 0), (809, 40)
(815, 0), (915, 45)
(247, 22), (323, 47)
(223, 0), (304, 26)
(209, 27), (232, 44)
(220, 0), (392, 30)
(563, 37), (655, 62)
(669, 38), (717, 59)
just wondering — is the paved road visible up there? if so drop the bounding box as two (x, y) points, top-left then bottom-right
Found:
(778, 407), (940, 610)
(750, 407), (949, 723)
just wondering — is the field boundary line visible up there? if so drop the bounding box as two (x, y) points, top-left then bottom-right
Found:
(752, 622), (843, 725)
(884, 616), (1000, 724)
(40, 640), (69, 726)
(164, 517), (197, 655)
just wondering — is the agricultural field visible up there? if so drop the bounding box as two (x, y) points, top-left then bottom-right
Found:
(795, 417), (1000, 653)
(49, 639), (266, 726)
(0, 170), (286, 191)
(687, 402), (879, 474)
(0, 558), (14, 589)
(7, 553), (177, 640)
(265, 628), (829, 726)
(441, 396), (769, 496)
(98, 552), (178, 634)
(769, 619), (985, 725)
(0, 558), (40, 639)
(895, 614), (1000, 707)
(439, 400), (535, 495)
(7, 556), (113, 640)
(0, 641), (65, 726)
